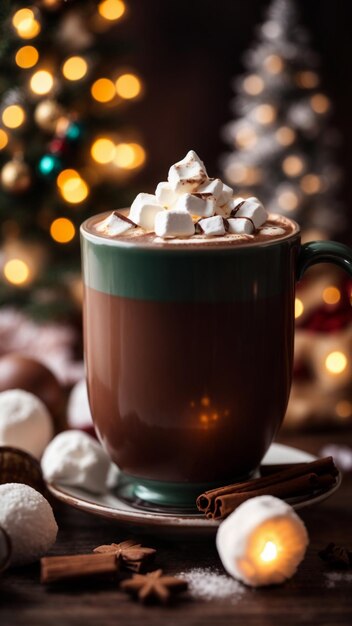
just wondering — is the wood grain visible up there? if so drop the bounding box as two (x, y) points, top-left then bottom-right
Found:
(1, 430), (352, 626)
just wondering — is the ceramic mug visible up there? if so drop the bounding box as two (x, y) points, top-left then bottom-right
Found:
(81, 214), (352, 508)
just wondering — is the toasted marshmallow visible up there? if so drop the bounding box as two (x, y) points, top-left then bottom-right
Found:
(217, 182), (233, 207)
(199, 215), (226, 237)
(129, 193), (164, 230)
(155, 182), (179, 208)
(215, 202), (232, 218)
(227, 217), (254, 235)
(155, 209), (195, 238)
(235, 197), (267, 229)
(95, 211), (134, 237)
(175, 193), (215, 218)
(168, 150), (207, 192)
(197, 178), (223, 200)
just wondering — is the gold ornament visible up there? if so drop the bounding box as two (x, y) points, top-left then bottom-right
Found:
(34, 99), (64, 132)
(1, 159), (31, 194)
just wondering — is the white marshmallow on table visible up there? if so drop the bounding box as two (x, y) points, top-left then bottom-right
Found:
(227, 217), (254, 235)
(0, 483), (57, 566)
(216, 495), (309, 587)
(0, 389), (53, 459)
(168, 150), (207, 192)
(154, 209), (195, 238)
(95, 211), (134, 237)
(197, 178), (223, 200)
(129, 193), (164, 230)
(235, 196), (267, 229)
(155, 182), (179, 208)
(199, 215), (226, 237)
(175, 193), (215, 218)
(217, 182), (233, 207)
(41, 430), (114, 494)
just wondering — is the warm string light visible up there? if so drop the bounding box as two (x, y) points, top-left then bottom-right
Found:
(114, 142), (146, 169)
(264, 54), (284, 75)
(50, 217), (75, 243)
(310, 94), (330, 114)
(12, 8), (41, 40)
(0, 129), (8, 150)
(91, 78), (115, 102)
(335, 401), (352, 419)
(98, 0), (126, 21)
(30, 70), (54, 95)
(294, 298), (304, 318)
(300, 174), (321, 194)
(3, 258), (30, 285)
(243, 75), (264, 96)
(62, 56), (88, 81)
(115, 73), (142, 99)
(15, 45), (39, 69)
(282, 155), (305, 177)
(295, 71), (319, 89)
(253, 104), (276, 125)
(275, 127), (296, 146)
(91, 138), (116, 164)
(2, 105), (25, 129)
(235, 126), (257, 149)
(325, 351), (348, 375)
(277, 189), (299, 211)
(225, 163), (262, 186)
(322, 286), (341, 305)
(56, 169), (89, 204)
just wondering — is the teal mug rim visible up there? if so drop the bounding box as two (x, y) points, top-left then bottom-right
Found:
(80, 210), (301, 252)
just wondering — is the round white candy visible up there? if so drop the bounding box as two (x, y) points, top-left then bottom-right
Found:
(67, 379), (93, 430)
(0, 389), (53, 459)
(41, 430), (112, 494)
(0, 483), (58, 566)
(216, 495), (309, 587)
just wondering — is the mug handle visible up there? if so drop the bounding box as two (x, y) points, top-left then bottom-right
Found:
(297, 241), (352, 281)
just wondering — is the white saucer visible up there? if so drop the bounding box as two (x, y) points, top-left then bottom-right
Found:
(48, 443), (340, 536)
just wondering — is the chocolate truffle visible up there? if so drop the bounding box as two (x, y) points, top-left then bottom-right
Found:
(0, 354), (66, 432)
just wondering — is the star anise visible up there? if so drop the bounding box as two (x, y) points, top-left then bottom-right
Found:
(120, 569), (188, 604)
(93, 540), (156, 572)
(319, 543), (352, 569)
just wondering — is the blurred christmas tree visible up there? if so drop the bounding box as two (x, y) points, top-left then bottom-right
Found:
(0, 0), (146, 318)
(221, 0), (343, 235)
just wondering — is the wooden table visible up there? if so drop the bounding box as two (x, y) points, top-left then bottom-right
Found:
(1, 430), (352, 626)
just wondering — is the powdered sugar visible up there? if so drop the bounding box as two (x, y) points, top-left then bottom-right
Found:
(325, 571), (352, 588)
(178, 567), (245, 602)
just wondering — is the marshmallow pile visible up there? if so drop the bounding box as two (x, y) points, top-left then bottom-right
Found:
(96, 150), (268, 239)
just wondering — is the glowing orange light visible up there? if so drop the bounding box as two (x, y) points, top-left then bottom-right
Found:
(98, 0), (125, 21)
(50, 217), (75, 243)
(236, 126), (257, 149)
(295, 298), (304, 318)
(335, 401), (352, 419)
(325, 351), (347, 375)
(2, 105), (25, 129)
(91, 78), (115, 103)
(114, 143), (146, 169)
(30, 70), (54, 95)
(296, 71), (319, 88)
(278, 190), (299, 211)
(201, 396), (210, 407)
(282, 155), (304, 177)
(300, 174), (321, 194)
(264, 55), (284, 74)
(3, 258), (30, 285)
(253, 104), (276, 125)
(15, 45), (39, 68)
(275, 127), (296, 146)
(243, 75), (264, 95)
(322, 286), (341, 305)
(13, 9), (41, 39)
(62, 56), (88, 81)
(310, 94), (330, 114)
(0, 129), (8, 150)
(91, 138), (116, 164)
(115, 73), (142, 99)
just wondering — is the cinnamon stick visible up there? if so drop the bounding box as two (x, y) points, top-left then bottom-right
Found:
(41, 552), (119, 584)
(212, 472), (336, 520)
(197, 456), (338, 518)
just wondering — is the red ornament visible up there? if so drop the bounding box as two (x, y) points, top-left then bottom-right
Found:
(49, 137), (69, 155)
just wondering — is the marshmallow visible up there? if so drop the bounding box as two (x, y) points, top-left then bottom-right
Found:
(0, 389), (53, 459)
(154, 209), (195, 238)
(155, 182), (179, 208)
(227, 197), (246, 214)
(215, 203), (232, 218)
(199, 215), (226, 237)
(41, 430), (113, 494)
(235, 197), (267, 229)
(67, 379), (93, 430)
(260, 226), (285, 236)
(95, 211), (135, 237)
(197, 178), (223, 200)
(129, 193), (164, 230)
(168, 150), (207, 192)
(175, 193), (215, 218)
(216, 496), (308, 587)
(217, 182), (233, 207)
(227, 218), (254, 235)
(0, 483), (58, 565)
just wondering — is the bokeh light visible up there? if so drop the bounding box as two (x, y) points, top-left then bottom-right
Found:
(58, 170), (89, 204)
(282, 155), (304, 177)
(264, 54), (284, 74)
(294, 298), (304, 319)
(50, 217), (75, 243)
(253, 104), (276, 125)
(0, 129), (8, 150)
(62, 56), (88, 81)
(235, 126), (257, 149)
(98, 0), (125, 21)
(115, 73), (142, 99)
(322, 286), (341, 305)
(310, 94), (330, 114)
(15, 45), (39, 68)
(91, 138), (116, 163)
(277, 190), (299, 211)
(13, 9), (41, 39)
(243, 75), (264, 96)
(275, 126), (296, 146)
(30, 70), (54, 95)
(3, 258), (30, 285)
(296, 71), (319, 89)
(325, 351), (347, 375)
(335, 400), (352, 419)
(91, 78), (115, 103)
(2, 105), (25, 129)
(114, 142), (146, 169)
(300, 174), (321, 194)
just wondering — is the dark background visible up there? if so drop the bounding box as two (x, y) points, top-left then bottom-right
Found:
(123, 0), (352, 237)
